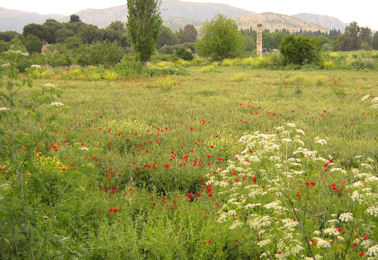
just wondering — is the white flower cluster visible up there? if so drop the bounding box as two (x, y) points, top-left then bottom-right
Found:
(0, 107), (10, 111)
(31, 64), (41, 69)
(339, 212), (354, 223)
(312, 237), (331, 248)
(50, 102), (64, 106)
(315, 137), (327, 145)
(361, 94), (371, 101)
(365, 205), (378, 217)
(367, 245), (378, 257)
(323, 227), (339, 236)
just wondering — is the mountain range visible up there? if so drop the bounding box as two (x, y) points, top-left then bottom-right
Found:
(0, 0), (350, 33)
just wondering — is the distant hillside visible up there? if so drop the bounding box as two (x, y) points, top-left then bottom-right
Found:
(292, 13), (347, 31)
(72, 0), (253, 29)
(235, 13), (327, 32)
(0, 7), (64, 32)
(0, 1), (353, 34)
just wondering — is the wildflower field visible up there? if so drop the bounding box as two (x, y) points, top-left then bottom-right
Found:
(0, 66), (377, 259)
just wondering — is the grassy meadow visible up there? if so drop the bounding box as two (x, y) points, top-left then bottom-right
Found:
(1, 66), (377, 259)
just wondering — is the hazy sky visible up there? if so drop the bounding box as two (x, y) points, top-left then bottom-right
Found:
(0, 0), (376, 29)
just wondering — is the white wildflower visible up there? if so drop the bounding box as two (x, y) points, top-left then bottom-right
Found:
(44, 83), (55, 87)
(0, 107), (10, 111)
(258, 239), (271, 247)
(313, 231), (321, 236)
(31, 64), (41, 69)
(315, 137), (327, 145)
(226, 210), (237, 216)
(351, 191), (363, 203)
(50, 102), (64, 106)
(365, 206), (378, 217)
(313, 237), (331, 248)
(1, 63), (10, 67)
(245, 203), (262, 209)
(361, 163), (373, 169)
(361, 94), (370, 101)
(296, 129), (305, 135)
(281, 218), (298, 229)
(372, 97), (378, 103)
(323, 227), (339, 236)
(263, 201), (283, 210)
(294, 139), (305, 146)
(78, 147), (89, 151)
(217, 212), (227, 223)
(229, 220), (243, 230)
(287, 123), (296, 128)
(361, 239), (374, 249)
(339, 212), (353, 223)
(282, 138), (292, 143)
(367, 245), (378, 257)
(330, 168), (347, 174)
(327, 219), (339, 224)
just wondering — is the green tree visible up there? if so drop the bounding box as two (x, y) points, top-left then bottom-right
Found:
(373, 32), (378, 50)
(336, 21), (360, 51)
(157, 25), (179, 48)
(127, 0), (162, 67)
(64, 36), (83, 50)
(195, 14), (243, 61)
(79, 24), (103, 44)
(105, 21), (129, 47)
(279, 35), (321, 65)
(0, 40), (9, 53)
(359, 26), (372, 50)
(69, 14), (81, 23)
(42, 19), (63, 44)
(107, 21), (126, 33)
(178, 24), (197, 43)
(0, 31), (20, 42)
(55, 29), (75, 43)
(23, 34), (43, 54)
(23, 23), (45, 42)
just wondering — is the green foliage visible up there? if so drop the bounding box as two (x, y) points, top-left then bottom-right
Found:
(336, 22), (374, 51)
(280, 35), (321, 65)
(76, 41), (124, 67)
(127, 0), (163, 66)
(157, 25), (179, 48)
(23, 35), (42, 54)
(196, 14), (243, 61)
(175, 47), (194, 61)
(178, 24), (198, 43)
(0, 61), (63, 258)
(0, 31), (20, 42)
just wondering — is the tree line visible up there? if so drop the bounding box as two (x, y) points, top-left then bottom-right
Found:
(0, 0), (377, 68)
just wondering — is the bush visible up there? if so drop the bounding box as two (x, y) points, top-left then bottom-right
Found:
(280, 35), (321, 65)
(196, 14), (243, 61)
(175, 47), (193, 61)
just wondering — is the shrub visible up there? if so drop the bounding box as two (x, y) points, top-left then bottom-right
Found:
(280, 35), (321, 65)
(175, 47), (193, 61)
(196, 14), (243, 61)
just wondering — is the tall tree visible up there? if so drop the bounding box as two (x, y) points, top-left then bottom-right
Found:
(157, 25), (179, 48)
(178, 24), (197, 43)
(336, 21), (360, 51)
(127, 0), (162, 67)
(69, 14), (81, 23)
(42, 19), (63, 44)
(373, 32), (378, 50)
(195, 14), (243, 61)
(23, 23), (45, 42)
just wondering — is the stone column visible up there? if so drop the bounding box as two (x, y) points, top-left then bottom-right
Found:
(256, 24), (263, 57)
